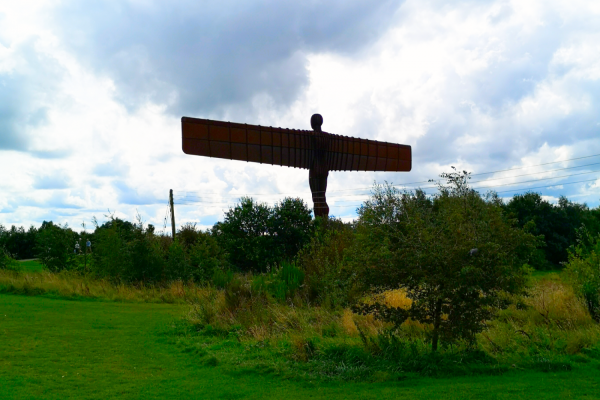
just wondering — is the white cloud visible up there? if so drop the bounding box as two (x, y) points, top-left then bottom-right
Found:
(1, 0), (600, 230)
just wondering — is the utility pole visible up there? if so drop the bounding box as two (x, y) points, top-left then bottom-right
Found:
(169, 189), (176, 240)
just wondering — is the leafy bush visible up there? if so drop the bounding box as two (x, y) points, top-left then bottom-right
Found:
(564, 226), (600, 321)
(296, 218), (355, 306)
(35, 222), (77, 272)
(269, 261), (305, 302)
(165, 241), (190, 281)
(0, 248), (20, 271)
(212, 268), (234, 289)
(0, 224), (38, 260)
(351, 171), (539, 351)
(213, 197), (313, 272)
(188, 232), (229, 283)
(91, 216), (167, 283)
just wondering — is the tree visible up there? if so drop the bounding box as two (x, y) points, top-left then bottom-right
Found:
(35, 222), (76, 272)
(213, 197), (273, 272)
(564, 225), (600, 321)
(504, 192), (597, 269)
(213, 197), (313, 272)
(270, 197), (313, 261)
(352, 171), (538, 351)
(188, 231), (229, 283)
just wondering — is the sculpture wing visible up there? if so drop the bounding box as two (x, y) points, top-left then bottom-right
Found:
(326, 134), (411, 172)
(182, 117), (313, 169)
(182, 116), (412, 172)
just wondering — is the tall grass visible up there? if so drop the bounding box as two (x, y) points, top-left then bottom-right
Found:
(478, 276), (600, 368)
(0, 269), (210, 303)
(3, 266), (600, 378)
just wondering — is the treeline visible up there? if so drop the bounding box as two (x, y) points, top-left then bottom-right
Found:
(2, 190), (600, 270)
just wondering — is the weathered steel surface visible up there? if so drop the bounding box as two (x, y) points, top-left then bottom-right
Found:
(182, 117), (411, 172)
(181, 115), (412, 218)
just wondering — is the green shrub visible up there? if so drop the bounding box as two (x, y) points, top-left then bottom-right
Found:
(188, 233), (228, 283)
(564, 226), (600, 321)
(165, 241), (190, 281)
(213, 197), (313, 272)
(0, 248), (20, 271)
(212, 268), (234, 289)
(35, 222), (77, 272)
(271, 261), (304, 302)
(296, 218), (354, 306)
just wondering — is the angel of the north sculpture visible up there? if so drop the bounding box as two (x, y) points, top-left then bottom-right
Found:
(181, 114), (411, 218)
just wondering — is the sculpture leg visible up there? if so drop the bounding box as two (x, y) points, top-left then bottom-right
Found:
(309, 167), (329, 218)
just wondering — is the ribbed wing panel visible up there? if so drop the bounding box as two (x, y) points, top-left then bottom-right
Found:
(326, 134), (411, 172)
(182, 117), (313, 169)
(182, 117), (412, 172)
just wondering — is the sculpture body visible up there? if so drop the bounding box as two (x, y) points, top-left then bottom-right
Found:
(181, 114), (411, 218)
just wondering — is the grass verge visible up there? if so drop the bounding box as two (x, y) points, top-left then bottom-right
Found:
(2, 293), (600, 399)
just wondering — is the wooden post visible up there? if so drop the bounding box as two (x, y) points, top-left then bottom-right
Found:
(169, 189), (176, 240)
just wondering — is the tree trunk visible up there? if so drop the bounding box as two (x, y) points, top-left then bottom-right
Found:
(431, 298), (443, 352)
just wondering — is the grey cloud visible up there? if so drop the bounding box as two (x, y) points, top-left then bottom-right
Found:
(17, 192), (83, 210)
(30, 149), (73, 159)
(113, 180), (162, 205)
(0, 40), (65, 152)
(33, 174), (72, 190)
(93, 160), (129, 177)
(51, 0), (402, 117)
(0, 204), (17, 214)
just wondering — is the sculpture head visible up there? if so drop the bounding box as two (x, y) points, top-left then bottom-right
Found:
(310, 114), (323, 131)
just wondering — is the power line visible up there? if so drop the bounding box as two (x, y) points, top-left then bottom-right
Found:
(172, 152), (600, 197)
(486, 177), (600, 195)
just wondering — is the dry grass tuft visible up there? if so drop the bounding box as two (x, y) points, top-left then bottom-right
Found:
(529, 278), (592, 330)
(341, 308), (359, 335)
(0, 269), (210, 303)
(479, 276), (600, 358)
(382, 288), (412, 309)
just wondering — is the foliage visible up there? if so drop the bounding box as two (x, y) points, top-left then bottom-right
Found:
(213, 197), (313, 272)
(165, 240), (191, 281)
(504, 192), (600, 269)
(177, 222), (203, 250)
(0, 248), (20, 271)
(296, 218), (355, 307)
(0, 224), (38, 260)
(212, 197), (272, 272)
(179, 224), (229, 283)
(270, 198), (313, 261)
(35, 221), (77, 272)
(258, 261), (305, 302)
(351, 171), (539, 351)
(563, 225), (600, 321)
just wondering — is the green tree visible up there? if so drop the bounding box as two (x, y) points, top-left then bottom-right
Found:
(213, 197), (312, 272)
(296, 218), (355, 306)
(35, 222), (77, 272)
(213, 197), (273, 272)
(92, 216), (166, 283)
(564, 225), (600, 321)
(352, 171), (538, 351)
(504, 192), (598, 269)
(165, 240), (190, 281)
(0, 247), (19, 271)
(270, 197), (313, 262)
(188, 232), (229, 283)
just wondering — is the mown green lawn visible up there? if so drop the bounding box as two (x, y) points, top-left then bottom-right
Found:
(1, 293), (599, 400)
(15, 260), (44, 273)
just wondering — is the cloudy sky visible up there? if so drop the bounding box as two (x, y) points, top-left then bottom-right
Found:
(1, 0), (600, 232)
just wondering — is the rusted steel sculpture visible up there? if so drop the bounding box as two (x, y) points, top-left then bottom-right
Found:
(181, 114), (411, 218)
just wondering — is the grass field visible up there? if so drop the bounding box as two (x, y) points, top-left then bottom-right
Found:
(1, 293), (600, 399)
(15, 260), (44, 273)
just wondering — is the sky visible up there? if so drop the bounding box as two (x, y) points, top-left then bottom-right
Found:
(1, 0), (600, 233)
